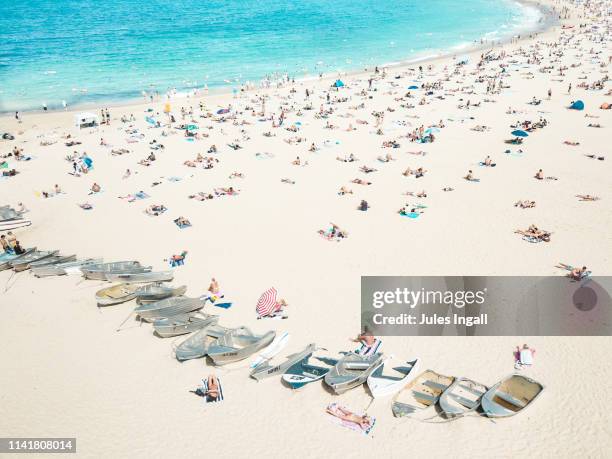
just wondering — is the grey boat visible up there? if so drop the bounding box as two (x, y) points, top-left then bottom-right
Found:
(208, 328), (276, 366)
(250, 343), (317, 381)
(28, 254), (77, 269)
(133, 296), (204, 322)
(439, 377), (488, 418)
(481, 374), (544, 418)
(11, 250), (59, 272)
(324, 352), (384, 395)
(81, 261), (151, 280)
(175, 324), (233, 361)
(106, 270), (174, 284)
(153, 313), (219, 338)
(136, 284), (187, 304)
(0, 247), (36, 271)
(31, 258), (102, 277)
(0, 206), (22, 221)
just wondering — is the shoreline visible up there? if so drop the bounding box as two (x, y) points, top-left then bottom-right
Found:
(0, 0), (558, 118)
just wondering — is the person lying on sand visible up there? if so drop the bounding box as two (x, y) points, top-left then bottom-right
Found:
(214, 187), (239, 196)
(318, 223), (348, 241)
(281, 178), (295, 184)
(336, 153), (357, 162)
(585, 154), (605, 161)
(576, 194), (600, 201)
(515, 224), (551, 242)
(146, 204), (167, 216)
(326, 404), (372, 430)
(514, 200), (536, 208)
(359, 165), (377, 173)
(174, 216), (191, 228)
(557, 263), (590, 280)
(405, 190), (427, 198)
(442, 187), (454, 192)
(338, 186), (353, 195)
(377, 153), (395, 162)
(184, 160), (196, 167)
(563, 140), (580, 146)
(351, 178), (371, 185)
(229, 172), (244, 179)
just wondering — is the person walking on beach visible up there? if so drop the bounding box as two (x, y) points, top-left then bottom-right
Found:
(567, 83), (572, 94)
(547, 88), (552, 99)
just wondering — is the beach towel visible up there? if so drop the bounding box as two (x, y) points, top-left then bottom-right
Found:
(326, 403), (375, 435)
(356, 338), (382, 357)
(401, 212), (420, 219)
(214, 302), (232, 309)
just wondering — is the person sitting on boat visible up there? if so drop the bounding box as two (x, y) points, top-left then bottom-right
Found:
(1, 235), (13, 254)
(13, 240), (25, 255)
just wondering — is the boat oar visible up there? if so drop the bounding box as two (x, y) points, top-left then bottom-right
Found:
(116, 310), (135, 332)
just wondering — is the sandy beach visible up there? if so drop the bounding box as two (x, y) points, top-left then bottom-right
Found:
(1, 0), (611, 457)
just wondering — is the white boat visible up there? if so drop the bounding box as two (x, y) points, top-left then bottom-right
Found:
(282, 355), (336, 389)
(96, 283), (143, 306)
(81, 261), (151, 280)
(439, 377), (488, 418)
(481, 374), (544, 418)
(367, 357), (420, 398)
(250, 343), (316, 381)
(324, 352), (384, 395)
(133, 297), (204, 322)
(175, 324), (233, 361)
(249, 331), (290, 368)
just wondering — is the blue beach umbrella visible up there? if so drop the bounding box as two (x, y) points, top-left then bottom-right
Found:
(569, 100), (584, 110)
(408, 85), (419, 90)
(511, 129), (529, 137)
(333, 79), (344, 87)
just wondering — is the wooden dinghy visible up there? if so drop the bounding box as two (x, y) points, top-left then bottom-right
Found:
(391, 370), (455, 417)
(96, 283), (143, 306)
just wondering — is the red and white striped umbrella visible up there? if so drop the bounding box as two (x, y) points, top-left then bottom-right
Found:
(256, 287), (278, 317)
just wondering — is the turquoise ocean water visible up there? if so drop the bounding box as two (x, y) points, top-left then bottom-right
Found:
(0, 0), (542, 112)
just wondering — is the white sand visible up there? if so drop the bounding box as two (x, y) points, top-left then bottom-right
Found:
(1, 0), (611, 456)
